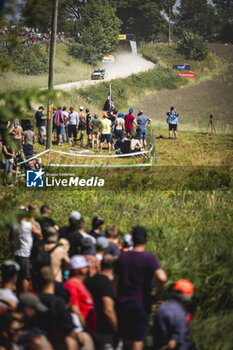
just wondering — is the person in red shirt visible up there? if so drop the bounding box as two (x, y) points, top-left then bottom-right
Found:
(124, 108), (135, 137)
(65, 255), (96, 334)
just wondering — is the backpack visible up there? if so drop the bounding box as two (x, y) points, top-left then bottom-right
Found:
(33, 245), (58, 274)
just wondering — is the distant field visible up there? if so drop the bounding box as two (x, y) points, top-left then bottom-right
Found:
(0, 43), (93, 92)
(136, 44), (233, 134)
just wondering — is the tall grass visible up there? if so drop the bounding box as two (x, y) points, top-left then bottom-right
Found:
(0, 43), (94, 92)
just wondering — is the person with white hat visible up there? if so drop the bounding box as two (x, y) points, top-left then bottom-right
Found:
(64, 255), (96, 334)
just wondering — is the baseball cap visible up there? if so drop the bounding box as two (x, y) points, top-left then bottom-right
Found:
(86, 108), (90, 113)
(19, 292), (48, 312)
(96, 237), (109, 250)
(118, 112), (125, 118)
(123, 234), (133, 247)
(129, 108), (133, 114)
(45, 227), (58, 244)
(173, 279), (194, 295)
(79, 106), (84, 111)
(81, 237), (96, 256)
(103, 112), (108, 118)
(92, 216), (104, 228)
(69, 211), (82, 221)
(2, 260), (20, 272)
(70, 255), (90, 270)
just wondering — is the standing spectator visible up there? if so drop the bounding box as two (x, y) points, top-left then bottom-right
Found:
(153, 279), (196, 350)
(59, 211), (84, 257)
(68, 107), (79, 145)
(2, 142), (15, 186)
(88, 216), (105, 240)
(22, 125), (35, 157)
(134, 110), (152, 150)
(62, 107), (69, 143)
(114, 226), (167, 350)
(65, 255), (96, 333)
(124, 108), (135, 137)
(0, 261), (20, 308)
(105, 225), (121, 258)
(9, 120), (23, 155)
(77, 106), (86, 146)
(37, 204), (59, 240)
(100, 112), (112, 154)
(18, 292), (53, 350)
(85, 108), (92, 147)
(115, 112), (125, 142)
(35, 267), (77, 350)
(107, 108), (116, 128)
(96, 237), (109, 262)
(167, 106), (179, 139)
(90, 114), (102, 152)
(80, 237), (100, 277)
(86, 255), (118, 350)
(0, 313), (23, 350)
(43, 229), (70, 288)
(53, 106), (64, 146)
(11, 218), (42, 293)
(35, 106), (46, 145)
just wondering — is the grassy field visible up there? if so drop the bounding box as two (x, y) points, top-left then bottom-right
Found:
(136, 44), (233, 133)
(0, 42), (233, 350)
(0, 43), (93, 92)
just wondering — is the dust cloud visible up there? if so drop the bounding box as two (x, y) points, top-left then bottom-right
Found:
(103, 53), (155, 80)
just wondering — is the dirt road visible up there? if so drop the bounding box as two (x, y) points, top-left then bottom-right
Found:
(54, 53), (155, 91)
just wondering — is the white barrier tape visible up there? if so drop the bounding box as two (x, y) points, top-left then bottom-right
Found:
(17, 143), (154, 165)
(48, 162), (152, 168)
(18, 149), (50, 165)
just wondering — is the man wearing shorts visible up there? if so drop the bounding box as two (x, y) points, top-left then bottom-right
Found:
(167, 106), (179, 139)
(35, 106), (47, 145)
(100, 112), (112, 153)
(134, 110), (151, 150)
(11, 217), (42, 293)
(114, 226), (167, 350)
(77, 106), (86, 146)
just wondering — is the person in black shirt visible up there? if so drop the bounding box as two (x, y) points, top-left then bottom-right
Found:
(86, 255), (117, 349)
(36, 266), (77, 350)
(88, 216), (105, 240)
(37, 205), (58, 241)
(59, 211), (83, 257)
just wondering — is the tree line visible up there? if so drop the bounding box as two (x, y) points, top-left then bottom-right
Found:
(19, 0), (233, 43)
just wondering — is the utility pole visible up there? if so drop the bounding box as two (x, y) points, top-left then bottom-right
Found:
(46, 0), (58, 149)
(168, 6), (171, 46)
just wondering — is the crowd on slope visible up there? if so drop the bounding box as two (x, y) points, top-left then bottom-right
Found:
(0, 104), (180, 185)
(0, 204), (195, 350)
(36, 105), (152, 153)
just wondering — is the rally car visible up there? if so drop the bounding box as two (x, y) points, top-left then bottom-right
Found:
(91, 69), (106, 80)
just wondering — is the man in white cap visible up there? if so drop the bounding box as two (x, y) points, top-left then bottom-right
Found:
(65, 255), (96, 334)
(77, 106), (86, 146)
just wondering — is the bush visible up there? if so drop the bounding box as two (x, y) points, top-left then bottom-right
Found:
(0, 44), (49, 75)
(178, 30), (208, 60)
(68, 43), (99, 66)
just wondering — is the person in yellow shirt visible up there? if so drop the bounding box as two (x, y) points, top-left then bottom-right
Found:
(100, 112), (112, 153)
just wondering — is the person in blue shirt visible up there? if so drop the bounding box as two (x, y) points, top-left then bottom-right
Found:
(134, 110), (152, 150)
(153, 279), (196, 350)
(167, 106), (179, 139)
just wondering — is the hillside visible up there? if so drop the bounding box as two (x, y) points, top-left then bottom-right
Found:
(136, 44), (233, 133)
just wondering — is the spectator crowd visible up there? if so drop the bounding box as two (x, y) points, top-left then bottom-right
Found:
(0, 204), (196, 350)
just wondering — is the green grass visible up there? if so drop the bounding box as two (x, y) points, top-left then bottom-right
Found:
(77, 44), (226, 116)
(0, 185), (232, 350)
(0, 43), (94, 92)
